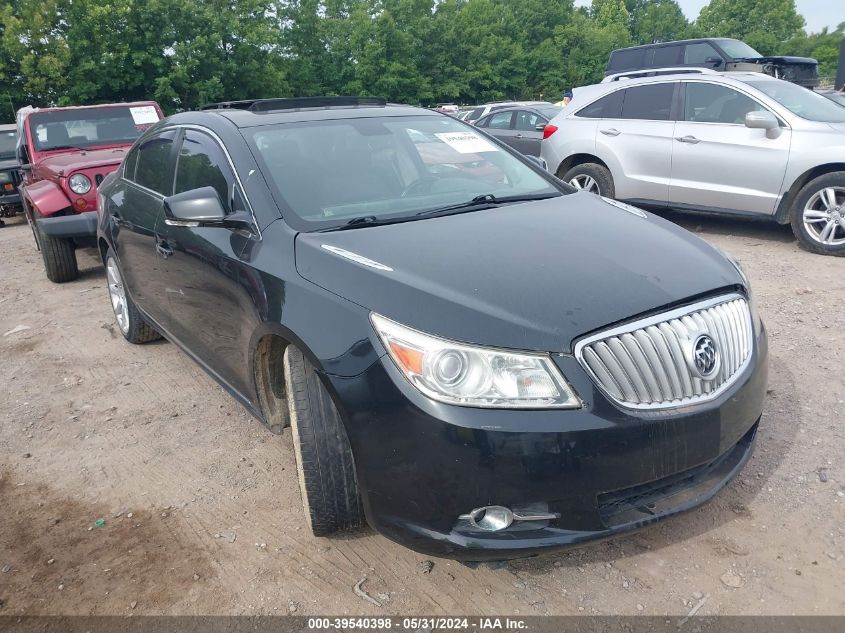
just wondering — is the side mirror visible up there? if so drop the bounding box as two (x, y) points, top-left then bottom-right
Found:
(163, 186), (226, 224)
(745, 110), (781, 138)
(704, 56), (722, 67)
(534, 123), (547, 131)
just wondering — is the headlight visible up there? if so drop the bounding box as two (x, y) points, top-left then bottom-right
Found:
(371, 313), (581, 409)
(0, 171), (11, 184)
(68, 173), (91, 194)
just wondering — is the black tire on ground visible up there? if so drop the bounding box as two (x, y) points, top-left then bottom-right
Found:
(789, 171), (845, 257)
(104, 250), (162, 344)
(37, 223), (79, 283)
(561, 162), (615, 198)
(283, 345), (363, 536)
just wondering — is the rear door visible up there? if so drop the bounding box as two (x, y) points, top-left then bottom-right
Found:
(594, 82), (678, 204)
(109, 129), (178, 327)
(511, 110), (545, 156)
(669, 81), (790, 215)
(155, 128), (258, 398)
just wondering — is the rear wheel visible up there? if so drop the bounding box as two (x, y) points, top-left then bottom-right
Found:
(105, 251), (162, 344)
(561, 162), (615, 198)
(38, 223), (79, 283)
(790, 172), (845, 256)
(283, 345), (363, 536)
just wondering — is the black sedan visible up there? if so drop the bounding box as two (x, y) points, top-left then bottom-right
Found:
(473, 104), (564, 157)
(96, 97), (767, 560)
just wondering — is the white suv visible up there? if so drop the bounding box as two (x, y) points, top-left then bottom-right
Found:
(541, 70), (845, 256)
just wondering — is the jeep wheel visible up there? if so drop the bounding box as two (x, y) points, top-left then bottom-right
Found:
(283, 344), (363, 536)
(562, 163), (615, 198)
(37, 223), (79, 283)
(105, 251), (162, 344)
(790, 172), (845, 256)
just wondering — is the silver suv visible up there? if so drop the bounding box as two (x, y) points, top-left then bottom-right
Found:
(541, 70), (845, 256)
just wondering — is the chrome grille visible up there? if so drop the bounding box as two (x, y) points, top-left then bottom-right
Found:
(575, 295), (753, 410)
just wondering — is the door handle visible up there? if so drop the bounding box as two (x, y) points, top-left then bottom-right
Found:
(155, 240), (173, 259)
(600, 128), (620, 137)
(675, 135), (701, 144)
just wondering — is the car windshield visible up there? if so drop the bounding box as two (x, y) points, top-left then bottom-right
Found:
(537, 106), (564, 119)
(247, 115), (563, 230)
(0, 130), (17, 159)
(29, 105), (160, 152)
(744, 80), (845, 123)
(716, 39), (762, 59)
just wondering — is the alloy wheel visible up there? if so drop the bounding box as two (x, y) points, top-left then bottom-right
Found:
(106, 257), (130, 334)
(803, 186), (845, 246)
(569, 174), (600, 194)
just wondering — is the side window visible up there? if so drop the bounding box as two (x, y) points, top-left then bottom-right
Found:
(475, 115), (491, 128)
(621, 83), (675, 121)
(576, 90), (624, 119)
(123, 147), (139, 180)
(684, 43), (719, 65)
(134, 130), (177, 195)
(609, 48), (648, 72)
(684, 83), (764, 124)
(174, 130), (232, 211)
(514, 110), (542, 131)
(653, 45), (682, 67)
(487, 111), (514, 129)
(469, 107), (485, 120)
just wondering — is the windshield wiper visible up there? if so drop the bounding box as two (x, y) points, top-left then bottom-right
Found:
(322, 215), (411, 232)
(43, 144), (89, 152)
(415, 192), (560, 218)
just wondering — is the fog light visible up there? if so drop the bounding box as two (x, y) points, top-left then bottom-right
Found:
(464, 506), (513, 532)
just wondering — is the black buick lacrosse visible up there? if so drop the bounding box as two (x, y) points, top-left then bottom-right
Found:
(96, 97), (767, 560)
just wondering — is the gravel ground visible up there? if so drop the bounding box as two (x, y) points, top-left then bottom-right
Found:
(0, 211), (843, 616)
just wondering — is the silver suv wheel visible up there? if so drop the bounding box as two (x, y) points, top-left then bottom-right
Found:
(569, 175), (600, 193)
(803, 186), (845, 246)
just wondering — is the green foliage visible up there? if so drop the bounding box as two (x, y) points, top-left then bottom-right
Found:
(0, 0), (842, 123)
(696, 0), (805, 53)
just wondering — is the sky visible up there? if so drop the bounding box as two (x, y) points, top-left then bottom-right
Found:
(574, 0), (842, 34)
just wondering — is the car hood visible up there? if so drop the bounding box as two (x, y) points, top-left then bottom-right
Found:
(36, 147), (129, 176)
(0, 158), (19, 171)
(734, 55), (817, 66)
(294, 194), (743, 353)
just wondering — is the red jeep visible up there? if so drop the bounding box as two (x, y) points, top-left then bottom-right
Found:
(17, 102), (163, 282)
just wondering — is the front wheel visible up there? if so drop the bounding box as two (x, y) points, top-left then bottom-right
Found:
(105, 251), (162, 343)
(790, 172), (845, 256)
(561, 162), (615, 198)
(37, 223), (79, 283)
(283, 345), (363, 536)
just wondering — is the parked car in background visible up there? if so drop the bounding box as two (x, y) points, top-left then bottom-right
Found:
(474, 104), (564, 156)
(606, 38), (819, 88)
(434, 103), (459, 115)
(541, 70), (845, 256)
(455, 110), (473, 121)
(464, 100), (553, 125)
(97, 96), (766, 560)
(17, 101), (163, 281)
(819, 90), (845, 108)
(0, 123), (23, 225)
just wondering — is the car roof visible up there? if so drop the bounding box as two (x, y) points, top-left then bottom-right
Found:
(599, 70), (777, 87)
(169, 98), (439, 129)
(21, 101), (159, 116)
(611, 38), (735, 53)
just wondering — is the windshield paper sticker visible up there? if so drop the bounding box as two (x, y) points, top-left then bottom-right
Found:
(434, 132), (498, 154)
(129, 106), (160, 125)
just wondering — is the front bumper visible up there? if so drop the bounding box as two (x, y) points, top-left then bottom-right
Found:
(327, 319), (768, 560)
(36, 211), (97, 239)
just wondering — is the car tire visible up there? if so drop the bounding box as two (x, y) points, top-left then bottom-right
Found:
(790, 171), (845, 256)
(561, 163), (615, 198)
(38, 224), (79, 283)
(283, 344), (363, 537)
(104, 250), (162, 344)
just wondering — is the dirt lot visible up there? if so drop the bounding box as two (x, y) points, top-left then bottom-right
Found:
(0, 211), (843, 617)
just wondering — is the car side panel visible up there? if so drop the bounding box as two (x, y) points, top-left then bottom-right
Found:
(23, 179), (71, 216)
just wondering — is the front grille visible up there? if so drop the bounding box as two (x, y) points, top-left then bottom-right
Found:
(575, 294), (752, 410)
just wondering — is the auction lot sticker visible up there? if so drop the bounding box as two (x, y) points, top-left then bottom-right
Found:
(435, 131), (498, 154)
(130, 105), (160, 125)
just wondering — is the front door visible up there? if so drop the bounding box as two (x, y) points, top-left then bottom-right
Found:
(511, 110), (545, 157)
(155, 128), (257, 398)
(669, 81), (791, 215)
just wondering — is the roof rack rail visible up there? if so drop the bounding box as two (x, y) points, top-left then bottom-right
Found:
(200, 96), (387, 112)
(602, 67), (720, 83)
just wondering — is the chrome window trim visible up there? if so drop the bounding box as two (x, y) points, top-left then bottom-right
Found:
(573, 293), (754, 411)
(119, 123), (262, 239)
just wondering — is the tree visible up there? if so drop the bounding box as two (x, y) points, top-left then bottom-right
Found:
(696, 0), (805, 54)
(627, 0), (691, 45)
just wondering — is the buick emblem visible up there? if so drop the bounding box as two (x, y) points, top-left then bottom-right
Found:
(690, 334), (719, 379)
